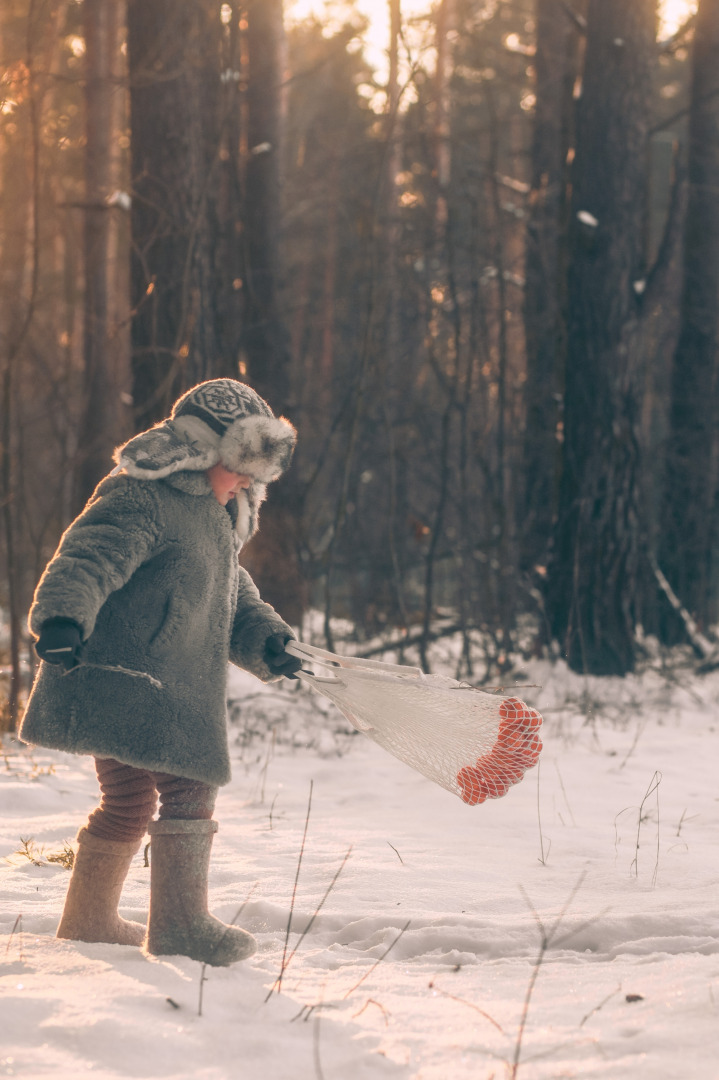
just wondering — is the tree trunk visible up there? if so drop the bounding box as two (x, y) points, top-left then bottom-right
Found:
(127, 0), (225, 431)
(239, 0), (306, 626)
(433, 0), (454, 237)
(521, 0), (579, 571)
(242, 0), (291, 407)
(659, 0), (719, 637)
(0, 1), (40, 732)
(75, 0), (120, 507)
(546, 0), (656, 675)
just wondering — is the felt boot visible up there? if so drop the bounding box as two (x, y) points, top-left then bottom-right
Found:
(56, 827), (146, 946)
(144, 819), (256, 966)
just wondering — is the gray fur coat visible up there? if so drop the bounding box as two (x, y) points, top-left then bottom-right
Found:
(19, 470), (293, 786)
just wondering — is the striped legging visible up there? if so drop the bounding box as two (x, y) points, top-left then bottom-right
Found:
(85, 757), (217, 843)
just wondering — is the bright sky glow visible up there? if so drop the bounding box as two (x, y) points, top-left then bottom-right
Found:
(286, 0), (695, 114)
(287, 0), (697, 72)
(660, 0), (697, 35)
(286, 0), (433, 83)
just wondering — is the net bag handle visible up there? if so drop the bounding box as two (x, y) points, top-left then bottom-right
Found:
(285, 639), (424, 678)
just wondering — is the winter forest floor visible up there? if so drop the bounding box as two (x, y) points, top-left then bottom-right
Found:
(1, 635), (719, 1080)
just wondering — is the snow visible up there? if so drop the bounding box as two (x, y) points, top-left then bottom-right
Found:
(2, 643), (719, 1079)
(577, 210), (599, 228)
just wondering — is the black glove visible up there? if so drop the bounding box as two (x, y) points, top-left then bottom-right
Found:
(263, 633), (302, 679)
(35, 618), (84, 670)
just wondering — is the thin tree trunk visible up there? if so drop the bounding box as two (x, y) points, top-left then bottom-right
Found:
(240, 0), (307, 625)
(521, 0), (579, 571)
(382, 0), (410, 630)
(75, 0), (118, 507)
(319, 145), (339, 406)
(0, 1), (42, 731)
(215, 2), (245, 387)
(433, 0), (454, 237)
(242, 0), (291, 406)
(659, 0), (719, 637)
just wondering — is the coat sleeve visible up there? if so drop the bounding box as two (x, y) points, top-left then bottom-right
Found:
(229, 566), (294, 682)
(28, 477), (163, 641)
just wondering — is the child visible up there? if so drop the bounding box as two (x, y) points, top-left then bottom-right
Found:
(19, 379), (302, 966)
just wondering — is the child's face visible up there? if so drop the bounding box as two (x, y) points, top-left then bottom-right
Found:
(206, 463), (252, 506)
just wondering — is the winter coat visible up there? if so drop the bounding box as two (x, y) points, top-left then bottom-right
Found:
(19, 469), (293, 787)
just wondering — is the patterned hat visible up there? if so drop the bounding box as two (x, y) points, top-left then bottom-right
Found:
(114, 379), (296, 483)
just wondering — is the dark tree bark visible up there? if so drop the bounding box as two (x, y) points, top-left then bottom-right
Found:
(521, 0), (579, 571)
(433, 0), (454, 236)
(242, 0), (291, 407)
(127, 0), (228, 431)
(75, 0), (121, 507)
(546, 0), (656, 675)
(659, 0), (719, 637)
(239, 0), (306, 626)
(0, 0), (40, 731)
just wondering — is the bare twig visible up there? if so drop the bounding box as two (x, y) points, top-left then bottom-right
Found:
(512, 874), (588, 1076)
(428, 978), (505, 1034)
(342, 920), (411, 1000)
(282, 846), (353, 973)
(355, 623), (465, 660)
(266, 781), (313, 1000)
(198, 881), (259, 1016)
(578, 983), (622, 1027)
(537, 762), (550, 866)
(4, 914), (23, 959)
(387, 841), (404, 865)
(197, 964), (210, 1018)
(313, 999), (326, 1080)
(269, 793), (279, 831)
(675, 808), (697, 837)
(618, 719), (648, 770)
(291, 1002), (339, 1023)
(650, 554), (715, 659)
(352, 998), (391, 1025)
(554, 762), (576, 827)
(629, 771), (662, 883)
(258, 728), (277, 804)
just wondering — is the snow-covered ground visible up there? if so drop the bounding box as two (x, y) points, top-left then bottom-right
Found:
(2, 641), (719, 1079)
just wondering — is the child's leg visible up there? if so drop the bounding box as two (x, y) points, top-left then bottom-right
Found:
(153, 773), (217, 820)
(85, 757), (158, 842)
(58, 758), (156, 945)
(145, 775), (255, 965)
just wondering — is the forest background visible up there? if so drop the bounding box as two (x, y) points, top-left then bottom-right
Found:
(1, 0), (717, 732)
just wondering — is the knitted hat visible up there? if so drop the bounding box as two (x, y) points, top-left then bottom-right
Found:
(114, 379), (296, 483)
(113, 380), (296, 542)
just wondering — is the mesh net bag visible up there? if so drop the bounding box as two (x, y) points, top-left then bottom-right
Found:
(286, 642), (543, 805)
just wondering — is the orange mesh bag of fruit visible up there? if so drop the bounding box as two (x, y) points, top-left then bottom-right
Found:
(286, 642), (543, 805)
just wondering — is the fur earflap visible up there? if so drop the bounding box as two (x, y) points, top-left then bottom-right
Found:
(235, 482), (268, 543)
(219, 414), (297, 483)
(113, 417), (221, 480)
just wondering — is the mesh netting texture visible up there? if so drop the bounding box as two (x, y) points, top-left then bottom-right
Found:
(289, 644), (543, 805)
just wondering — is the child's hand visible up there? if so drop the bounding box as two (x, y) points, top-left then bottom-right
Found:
(263, 633), (302, 679)
(35, 618), (84, 670)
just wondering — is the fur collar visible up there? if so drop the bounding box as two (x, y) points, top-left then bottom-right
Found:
(163, 469), (264, 546)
